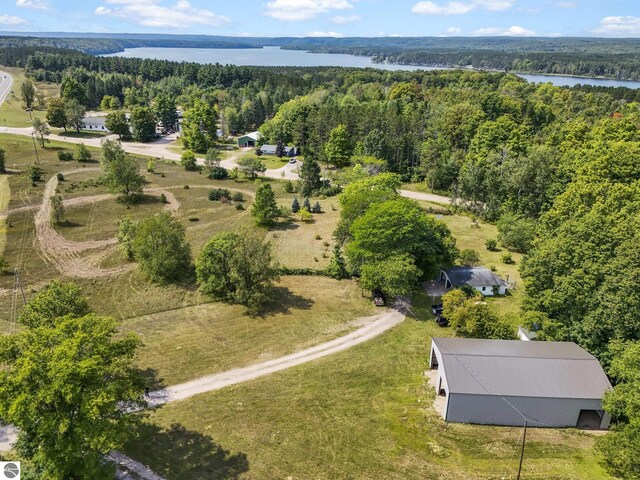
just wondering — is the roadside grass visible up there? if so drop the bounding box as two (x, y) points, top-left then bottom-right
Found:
(55, 130), (110, 139)
(126, 276), (376, 385)
(0, 67), (57, 127)
(126, 315), (609, 480)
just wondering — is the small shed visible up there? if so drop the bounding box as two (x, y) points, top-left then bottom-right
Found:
(429, 338), (612, 429)
(237, 131), (261, 147)
(440, 266), (507, 296)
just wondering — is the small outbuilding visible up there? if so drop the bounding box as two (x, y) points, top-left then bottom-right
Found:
(440, 266), (508, 296)
(237, 131), (261, 147)
(81, 115), (109, 132)
(429, 337), (612, 429)
(260, 144), (298, 157)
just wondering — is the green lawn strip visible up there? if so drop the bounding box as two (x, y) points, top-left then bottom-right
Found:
(126, 313), (608, 479)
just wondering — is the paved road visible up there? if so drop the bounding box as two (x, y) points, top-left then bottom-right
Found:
(0, 70), (13, 108)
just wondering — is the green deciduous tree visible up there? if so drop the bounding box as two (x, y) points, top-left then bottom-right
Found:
(596, 341), (640, 480)
(443, 289), (516, 340)
(130, 106), (156, 143)
(18, 281), (90, 328)
(153, 93), (177, 129)
(0, 147), (5, 174)
(132, 212), (192, 284)
(324, 124), (353, 168)
(20, 79), (35, 109)
(0, 283), (143, 479)
(101, 139), (145, 201)
(116, 218), (139, 261)
(181, 99), (217, 153)
(32, 117), (49, 148)
(237, 156), (266, 179)
(46, 98), (67, 131)
(64, 99), (85, 133)
(196, 231), (279, 313)
(251, 183), (280, 227)
(105, 111), (130, 140)
(359, 254), (420, 298)
(497, 212), (536, 253)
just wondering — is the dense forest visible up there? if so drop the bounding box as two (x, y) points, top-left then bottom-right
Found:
(2, 42), (640, 477)
(4, 34), (640, 80)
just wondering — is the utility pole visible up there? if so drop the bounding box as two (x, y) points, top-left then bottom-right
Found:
(516, 421), (528, 480)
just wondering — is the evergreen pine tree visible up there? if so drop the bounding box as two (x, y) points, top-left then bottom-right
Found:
(291, 196), (300, 213)
(299, 154), (322, 197)
(312, 201), (322, 213)
(303, 197), (311, 211)
(326, 245), (349, 279)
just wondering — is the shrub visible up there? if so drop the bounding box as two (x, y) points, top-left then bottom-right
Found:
(57, 151), (74, 161)
(159, 193), (167, 204)
(235, 203), (244, 210)
(312, 201), (322, 213)
(181, 150), (198, 171)
(183, 185), (190, 189)
(458, 249), (481, 266)
(188, 216), (199, 222)
(56, 173), (64, 182)
(284, 180), (295, 193)
(232, 192), (244, 202)
(501, 253), (514, 264)
(315, 234), (322, 240)
(208, 166), (228, 180)
(485, 238), (497, 251)
(209, 188), (231, 201)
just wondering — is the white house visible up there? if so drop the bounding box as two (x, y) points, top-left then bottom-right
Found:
(429, 338), (612, 429)
(440, 266), (508, 296)
(237, 131), (261, 147)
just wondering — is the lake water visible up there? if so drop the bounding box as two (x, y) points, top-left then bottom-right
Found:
(106, 46), (640, 89)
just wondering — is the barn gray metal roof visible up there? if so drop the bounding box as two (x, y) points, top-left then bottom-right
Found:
(432, 338), (612, 400)
(441, 266), (506, 287)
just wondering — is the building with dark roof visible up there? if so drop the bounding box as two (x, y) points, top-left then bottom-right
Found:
(429, 338), (612, 428)
(440, 266), (508, 296)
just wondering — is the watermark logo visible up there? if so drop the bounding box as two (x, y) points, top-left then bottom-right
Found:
(0, 462), (20, 480)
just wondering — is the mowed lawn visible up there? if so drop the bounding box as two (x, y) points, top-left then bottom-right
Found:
(126, 276), (376, 385)
(126, 307), (609, 480)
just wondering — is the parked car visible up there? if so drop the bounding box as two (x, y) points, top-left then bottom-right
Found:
(288, 158), (297, 164)
(435, 315), (449, 327)
(432, 303), (444, 316)
(372, 288), (385, 307)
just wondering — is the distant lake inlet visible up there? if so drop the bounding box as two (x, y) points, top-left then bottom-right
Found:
(105, 46), (640, 89)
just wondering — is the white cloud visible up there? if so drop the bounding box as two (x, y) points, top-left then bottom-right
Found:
(473, 25), (536, 36)
(473, 0), (514, 11)
(592, 16), (640, 37)
(412, 1), (474, 15)
(306, 30), (345, 37)
(412, 0), (513, 15)
(446, 26), (461, 34)
(16, 0), (48, 9)
(331, 14), (360, 24)
(265, 0), (353, 21)
(95, 0), (230, 28)
(550, 1), (577, 8)
(0, 14), (28, 25)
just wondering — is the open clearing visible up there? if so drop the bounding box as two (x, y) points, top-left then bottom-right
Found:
(126, 294), (610, 480)
(0, 67), (57, 128)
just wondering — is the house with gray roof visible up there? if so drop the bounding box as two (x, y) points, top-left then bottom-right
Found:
(429, 338), (612, 429)
(440, 266), (508, 296)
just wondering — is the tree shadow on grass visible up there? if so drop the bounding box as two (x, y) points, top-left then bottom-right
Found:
(125, 422), (249, 480)
(259, 285), (314, 316)
(269, 221), (299, 232)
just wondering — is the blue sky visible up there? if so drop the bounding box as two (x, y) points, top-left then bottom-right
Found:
(1, 0), (639, 38)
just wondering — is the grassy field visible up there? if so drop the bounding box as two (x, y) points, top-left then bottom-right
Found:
(127, 275), (375, 385)
(0, 67), (58, 128)
(126, 292), (609, 479)
(239, 152), (289, 171)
